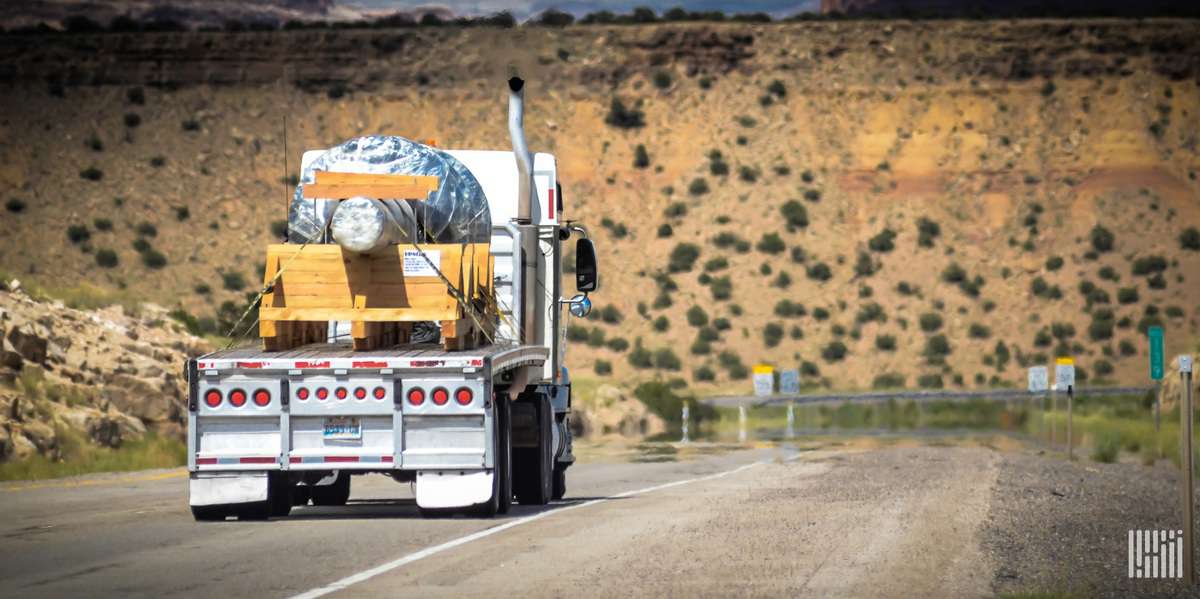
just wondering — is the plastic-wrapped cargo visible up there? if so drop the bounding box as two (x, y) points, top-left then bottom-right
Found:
(287, 136), (491, 250)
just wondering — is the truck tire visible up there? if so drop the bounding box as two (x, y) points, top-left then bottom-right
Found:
(552, 465), (567, 501)
(468, 393), (513, 517)
(514, 395), (552, 505)
(291, 485), (311, 506)
(311, 472), (351, 506)
(191, 505), (229, 521)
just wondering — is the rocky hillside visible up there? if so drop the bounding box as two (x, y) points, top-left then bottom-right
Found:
(0, 19), (1198, 394)
(0, 281), (208, 463)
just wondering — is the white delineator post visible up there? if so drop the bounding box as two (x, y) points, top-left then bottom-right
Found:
(681, 403), (690, 444)
(738, 404), (747, 444)
(786, 400), (795, 439)
(1181, 355), (1195, 585)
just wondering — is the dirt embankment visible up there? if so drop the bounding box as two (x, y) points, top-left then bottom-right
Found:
(0, 281), (209, 463)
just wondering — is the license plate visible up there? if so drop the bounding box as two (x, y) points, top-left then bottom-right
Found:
(323, 417), (361, 440)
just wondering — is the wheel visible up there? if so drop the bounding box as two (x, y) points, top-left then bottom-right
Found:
(191, 505), (229, 521)
(514, 395), (552, 505)
(470, 393), (512, 517)
(237, 501), (271, 520)
(311, 471), (351, 506)
(269, 473), (292, 518)
(552, 465), (567, 501)
(291, 485), (311, 506)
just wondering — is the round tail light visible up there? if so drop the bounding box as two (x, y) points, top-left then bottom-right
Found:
(354, 387), (367, 400)
(316, 387), (329, 401)
(335, 387), (348, 400)
(253, 389), (271, 406)
(407, 387), (425, 406)
(229, 389), (247, 407)
(373, 386), (386, 400)
(204, 389), (222, 407)
(297, 388), (310, 401)
(431, 387), (449, 406)
(455, 387), (473, 406)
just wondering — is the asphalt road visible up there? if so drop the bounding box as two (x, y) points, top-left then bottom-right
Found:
(0, 442), (1008, 598)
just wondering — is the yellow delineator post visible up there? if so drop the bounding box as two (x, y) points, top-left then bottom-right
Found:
(260, 172), (493, 351)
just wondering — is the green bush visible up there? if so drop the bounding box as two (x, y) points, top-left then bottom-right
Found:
(868, 228), (897, 253)
(668, 243), (701, 272)
(708, 150), (729, 176)
(756, 233), (785, 254)
(222, 271), (246, 291)
(595, 360), (613, 375)
(872, 373), (905, 388)
(653, 315), (669, 332)
(657, 223), (673, 238)
(821, 341), (847, 362)
(1089, 308), (1115, 341)
(710, 276), (732, 300)
(803, 188), (822, 202)
(1090, 225), (1115, 252)
(686, 305), (708, 327)
(780, 200), (808, 230)
(924, 334), (951, 361)
(1091, 432), (1121, 463)
(919, 312), (943, 332)
(968, 323), (991, 339)
(85, 134), (104, 151)
(1117, 286), (1138, 304)
(713, 317), (731, 331)
(123, 112), (141, 128)
(136, 222), (158, 237)
(1045, 256), (1064, 271)
(916, 218), (940, 247)
(704, 257), (728, 272)
(812, 307), (830, 321)
(763, 323), (784, 347)
(1181, 227), (1200, 251)
(688, 178), (709, 196)
(1131, 255), (1167, 276)
(5, 198), (26, 213)
(587, 327), (606, 347)
(772, 271), (791, 289)
(652, 70), (672, 89)
(141, 248), (167, 269)
(807, 262), (832, 281)
(854, 252), (876, 277)
(633, 144), (650, 168)
(567, 325), (590, 342)
(628, 340), (653, 369)
(606, 337), (630, 352)
(653, 348), (682, 370)
(66, 224), (91, 244)
(774, 299), (805, 318)
(876, 335), (897, 351)
(789, 246), (806, 264)
(664, 202), (688, 218)
(917, 374), (944, 389)
(79, 166), (103, 181)
(941, 263), (966, 284)
(856, 303), (886, 324)
(95, 249), (118, 268)
(694, 365), (716, 382)
(739, 166), (760, 183)
(605, 97), (645, 129)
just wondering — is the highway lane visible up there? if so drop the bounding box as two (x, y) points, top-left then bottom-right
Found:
(0, 445), (788, 598)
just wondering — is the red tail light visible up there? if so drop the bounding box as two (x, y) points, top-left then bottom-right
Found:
(229, 389), (247, 407)
(373, 386), (386, 400)
(432, 387), (449, 406)
(335, 387), (348, 400)
(316, 387), (329, 401)
(455, 387), (473, 406)
(407, 387), (425, 406)
(297, 387), (310, 401)
(204, 389), (222, 407)
(253, 389), (271, 406)
(354, 387), (367, 400)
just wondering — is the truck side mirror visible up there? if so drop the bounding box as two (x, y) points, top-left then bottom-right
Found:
(575, 238), (598, 293)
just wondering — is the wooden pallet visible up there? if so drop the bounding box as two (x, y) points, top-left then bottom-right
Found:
(259, 242), (494, 352)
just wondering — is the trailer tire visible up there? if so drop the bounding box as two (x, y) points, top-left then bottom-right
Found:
(552, 465), (567, 501)
(514, 395), (552, 505)
(191, 505), (229, 521)
(237, 501), (271, 520)
(311, 472), (351, 506)
(269, 473), (292, 518)
(291, 485), (311, 506)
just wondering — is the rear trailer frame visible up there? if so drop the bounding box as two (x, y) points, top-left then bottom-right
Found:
(185, 342), (561, 510)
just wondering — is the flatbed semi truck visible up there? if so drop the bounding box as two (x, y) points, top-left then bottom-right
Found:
(184, 78), (598, 520)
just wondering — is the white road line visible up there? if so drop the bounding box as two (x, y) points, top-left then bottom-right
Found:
(289, 459), (767, 599)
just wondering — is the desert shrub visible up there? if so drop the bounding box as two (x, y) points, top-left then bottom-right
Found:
(598, 305), (623, 324)
(1117, 286), (1139, 304)
(95, 249), (118, 268)
(756, 233), (785, 254)
(763, 323), (784, 347)
(668, 243), (701, 272)
(876, 335), (897, 351)
(1166, 306), (1185, 319)
(854, 252), (876, 277)
(704, 257), (729, 272)
(713, 317), (731, 331)
(917, 374), (944, 389)
(773, 164), (790, 176)
(812, 307), (830, 321)
(789, 246), (806, 264)
(1181, 227), (1200, 251)
(868, 228), (897, 253)
(5, 198), (25, 213)
(1119, 339), (1137, 356)
(66, 224), (91, 244)
(1090, 225), (1115, 252)
(653, 315), (669, 332)
(711, 232), (745, 250)
(873, 373), (905, 388)
(941, 263), (966, 284)
(919, 312), (943, 332)
(1091, 432), (1120, 463)
(652, 70), (672, 89)
(595, 360), (613, 375)
(1045, 256), (1064, 271)
(1094, 359), (1114, 377)
(1051, 322), (1076, 340)
(710, 276), (732, 300)
(664, 202), (688, 219)
(688, 178), (709, 196)
(856, 303), (886, 324)
(1031, 277), (1062, 299)
(588, 327), (606, 347)
(1148, 273), (1167, 289)
(708, 150), (730, 176)
(968, 323), (991, 339)
(605, 337), (629, 352)
(686, 305), (708, 327)
(924, 334), (951, 361)
(1034, 328), (1052, 347)
(628, 340), (653, 369)
(774, 300), (805, 318)
(821, 341), (847, 362)
(605, 98), (645, 129)
(803, 188), (822, 202)
(738, 166), (760, 183)
(633, 144), (650, 168)
(136, 222), (158, 237)
(694, 365), (716, 382)
(221, 271), (246, 291)
(174, 206), (190, 221)
(1131, 255), (1167, 276)
(780, 200), (808, 230)
(916, 217), (940, 247)
(896, 281), (917, 296)
(141, 248), (167, 269)
(807, 262), (832, 281)
(1089, 308), (1115, 341)
(123, 113), (141, 128)
(79, 166), (103, 181)
(859, 285), (873, 298)
(772, 271), (792, 289)
(657, 223), (673, 238)
(85, 134), (104, 152)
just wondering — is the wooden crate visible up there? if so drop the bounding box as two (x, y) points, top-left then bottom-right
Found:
(259, 243), (494, 351)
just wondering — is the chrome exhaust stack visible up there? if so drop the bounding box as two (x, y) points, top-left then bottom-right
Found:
(507, 76), (540, 348)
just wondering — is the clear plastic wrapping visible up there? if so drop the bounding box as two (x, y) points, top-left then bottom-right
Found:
(287, 136), (491, 246)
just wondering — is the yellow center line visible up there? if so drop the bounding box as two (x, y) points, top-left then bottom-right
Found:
(0, 469), (187, 492)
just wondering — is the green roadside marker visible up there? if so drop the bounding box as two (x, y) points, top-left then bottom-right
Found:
(1149, 326), (1164, 380)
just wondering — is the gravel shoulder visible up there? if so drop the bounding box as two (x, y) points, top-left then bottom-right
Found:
(984, 448), (1200, 598)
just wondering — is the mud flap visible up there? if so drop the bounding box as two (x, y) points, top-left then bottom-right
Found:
(414, 470), (494, 509)
(189, 473), (268, 506)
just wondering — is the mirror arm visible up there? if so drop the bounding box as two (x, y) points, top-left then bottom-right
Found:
(557, 292), (589, 306)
